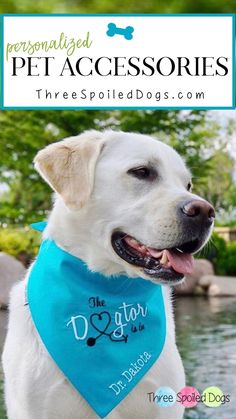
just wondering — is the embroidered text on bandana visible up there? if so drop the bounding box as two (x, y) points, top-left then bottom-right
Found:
(27, 225), (166, 418)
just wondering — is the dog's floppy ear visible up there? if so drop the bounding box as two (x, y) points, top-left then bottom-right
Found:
(34, 132), (105, 210)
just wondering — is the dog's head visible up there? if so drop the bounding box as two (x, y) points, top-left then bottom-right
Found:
(34, 130), (215, 285)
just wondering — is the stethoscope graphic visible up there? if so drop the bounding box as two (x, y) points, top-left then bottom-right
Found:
(86, 311), (128, 346)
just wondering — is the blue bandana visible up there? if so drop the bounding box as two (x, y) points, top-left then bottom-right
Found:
(27, 222), (166, 418)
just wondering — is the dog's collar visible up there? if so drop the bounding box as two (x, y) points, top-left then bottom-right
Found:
(28, 222), (166, 418)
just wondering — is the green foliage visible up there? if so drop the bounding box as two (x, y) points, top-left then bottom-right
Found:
(225, 242), (236, 275)
(0, 228), (39, 265)
(215, 240), (236, 276)
(201, 233), (236, 276)
(0, 110), (104, 224)
(200, 232), (226, 268)
(196, 150), (236, 210)
(1, 0), (236, 14)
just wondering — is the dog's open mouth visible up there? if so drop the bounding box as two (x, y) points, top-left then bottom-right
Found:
(111, 231), (197, 282)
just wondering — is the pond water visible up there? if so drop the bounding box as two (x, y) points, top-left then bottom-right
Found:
(175, 296), (236, 419)
(0, 310), (7, 419)
(0, 297), (235, 419)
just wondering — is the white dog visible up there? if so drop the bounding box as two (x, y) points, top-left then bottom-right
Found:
(2, 130), (214, 419)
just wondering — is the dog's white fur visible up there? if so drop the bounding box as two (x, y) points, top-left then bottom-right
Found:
(2, 130), (209, 419)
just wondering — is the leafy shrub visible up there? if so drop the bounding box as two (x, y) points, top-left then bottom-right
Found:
(199, 233), (236, 276)
(221, 242), (236, 276)
(0, 228), (40, 266)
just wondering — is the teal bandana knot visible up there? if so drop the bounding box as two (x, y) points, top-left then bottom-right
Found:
(27, 222), (166, 418)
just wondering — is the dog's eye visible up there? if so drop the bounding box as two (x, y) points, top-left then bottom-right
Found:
(127, 166), (157, 181)
(187, 182), (192, 191)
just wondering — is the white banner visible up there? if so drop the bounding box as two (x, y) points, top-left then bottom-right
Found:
(2, 15), (235, 109)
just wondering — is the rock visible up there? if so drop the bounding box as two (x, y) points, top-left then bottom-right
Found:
(191, 258), (214, 278)
(175, 259), (214, 295)
(194, 285), (205, 296)
(207, 276), (236, 297)
(0, 253), (25, 308)
(199, 275), (213, 288)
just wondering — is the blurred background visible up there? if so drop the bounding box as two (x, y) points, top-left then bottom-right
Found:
(0, 0), (236, 14)
(0, 1), (236, 419)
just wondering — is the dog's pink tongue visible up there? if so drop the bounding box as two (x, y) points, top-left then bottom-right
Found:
(165, 250), (194, 275)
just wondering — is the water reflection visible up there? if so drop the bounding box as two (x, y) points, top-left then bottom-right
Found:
(0, 311), (7, 419)
(175, 296), (236, 419)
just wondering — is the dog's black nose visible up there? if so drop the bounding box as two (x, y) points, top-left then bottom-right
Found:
(180, 199), (215, 226)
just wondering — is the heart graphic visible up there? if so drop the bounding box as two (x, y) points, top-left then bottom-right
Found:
(90, 311), (111, 335)
(87, 311), (112, 346)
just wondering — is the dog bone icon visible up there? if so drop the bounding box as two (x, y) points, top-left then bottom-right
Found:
(106, 23), (134, 40)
